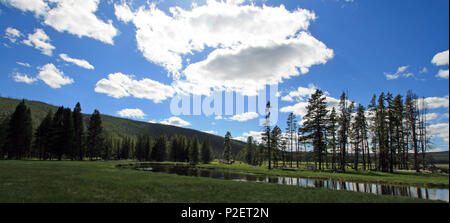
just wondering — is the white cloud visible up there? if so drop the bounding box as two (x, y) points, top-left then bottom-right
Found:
(384, 65), (413, 80)
(44, 0), (117, 45)
(427, 123), (449, 143)
(436, 69), (449, 79)
(160, 116), (191, 127)
(202, 130), (218, 135)
(1, 0), (118, 44)
(281, 84), (317, 102)
(117, 108), (146, 119)
(16, 62), (31, 67)
(95, 72), (174, 103)
(0, 0), (49, 17)
(431, 49), (449, 66)
(421, 95), (449, 109)
(234, 131), (264, 143)
(4, 27), (22, 43)
(59, 53), (94, 69)
(22, 28), (55, 56)
(182, 32), (333, 96)
(37, 63), (74, 88)
(115, 1), (332, 95)
(13, 72), (37, 84)
(419, 67), (428, 74)
(424, 112), (439, 121)
(280, 84), (341, 120)
(229, 112), (259, 122)
(214, 115), (223, 120)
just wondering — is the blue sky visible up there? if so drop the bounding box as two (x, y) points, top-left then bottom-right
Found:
(0, 0), (448, 151)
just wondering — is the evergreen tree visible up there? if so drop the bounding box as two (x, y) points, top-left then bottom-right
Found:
(0, 116), (11, 159)
(62, 108), (74, 160)
(86, 109), (104, 160)
(189, 135), (200, 164)
(201, 136), (212, 164)
(271, 126), (282, 168)
(151, 135), (167, 161)
(327, 107), (338, 171)
(405, 90), (419, 172)
(338, 92), (354, 172)
(286, 112), (296, 167)
(244, 136), (256, 165)
(223, 131), (233, 164)
(303, 89), (329, 170)
(73, 102), (84, 160)
(33, 111), (53, 160)
(5, 100), (32, 159)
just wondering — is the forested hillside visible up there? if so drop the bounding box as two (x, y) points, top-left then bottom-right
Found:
(0, 97), (245, 157)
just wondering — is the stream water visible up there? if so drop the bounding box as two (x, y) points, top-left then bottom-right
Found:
(132, 163), (449, 202)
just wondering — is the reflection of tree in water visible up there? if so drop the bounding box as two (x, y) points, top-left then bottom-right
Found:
(135, 164), (447, 202)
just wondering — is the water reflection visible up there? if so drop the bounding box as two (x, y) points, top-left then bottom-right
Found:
(134, 164), (449, 202)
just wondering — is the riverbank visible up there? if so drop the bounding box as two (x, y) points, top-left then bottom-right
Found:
(195, 161), (449, 188)
(0, 160), (442, 203)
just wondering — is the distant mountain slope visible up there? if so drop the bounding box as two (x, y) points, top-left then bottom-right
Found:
(0, 97), (246, 156)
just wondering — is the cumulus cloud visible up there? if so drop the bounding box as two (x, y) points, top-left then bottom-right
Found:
(229, 112), (259, 122)
(44, 0), (117, 44)
(421, 95), (449, 109)
(0, 0), (49, 17)
(280, 84), (341, 120)
(115, 1), (333, 95)
(281, 84), (317, 102)
(37, 63), (74, 88)
(428, 123), (449, 143)
(234, 131), (264, 143)
(117, 108), (146, 119)
(95, 72), (175, 103)
(13, 72), (37, 84)
(431, 50), (449, 66)
(436, 69), (449, 79)
(182, 33), (333, 95)
(160, 116), (191, 127)
(1, 0), (118, 44)
(384, 65), (413, 80)
(22, 28), (55, 56)
(59, 53), (94, 69)
(4, 27), (22, 43)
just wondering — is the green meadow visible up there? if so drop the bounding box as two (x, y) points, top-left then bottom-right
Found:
(0, 160), (446, 203)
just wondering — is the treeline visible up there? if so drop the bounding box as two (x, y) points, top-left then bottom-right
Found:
(0, 100), (213, 164)
(242, 90), (431, 173)
(0, 100), (104, 160)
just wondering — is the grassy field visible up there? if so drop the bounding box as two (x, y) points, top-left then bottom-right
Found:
(196, 161), (449, 188)
(0, 160), (444, 203)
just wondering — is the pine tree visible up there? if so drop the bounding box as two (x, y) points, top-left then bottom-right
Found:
(271, 126), (282, 168)
(405, 90), (419, 172)
(189, 135), (200, 164)
(73, 102), (84, 160)
(303, 89), (328, 170)
(338, 92), (354, 172)
(5, 100), (32, 159)
(33, 111), (53, 160)
(151, 135), (167, 161)
(286, 112), (296, 167)
(201, 136), (212, 164)
(223, 131), (232, 164)
(0, 116), (10, 159)
(86, 109), (104, 160)
(327, 107), (338, 170)
(244, 136), (255, 165)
